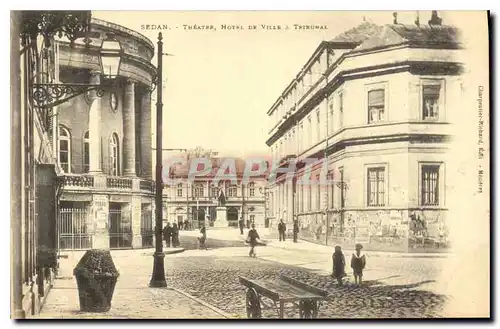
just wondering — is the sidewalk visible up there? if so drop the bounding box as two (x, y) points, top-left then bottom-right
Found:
(266, 239), (451, 258)
(35, 248), (229, 319)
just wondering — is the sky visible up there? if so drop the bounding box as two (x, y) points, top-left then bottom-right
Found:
(92, 11), (455, 157)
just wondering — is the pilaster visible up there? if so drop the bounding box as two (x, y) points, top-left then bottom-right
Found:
(123, 80), (136, 177)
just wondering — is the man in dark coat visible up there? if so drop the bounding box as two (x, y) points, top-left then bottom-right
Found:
(278, 219), (286, 242)
(247, 223), (260, 257)
(238, 217), (245, 235)
(163, 223), (172, 248)
(293, 219), (299, 243)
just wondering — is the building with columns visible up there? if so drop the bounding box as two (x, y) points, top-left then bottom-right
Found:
(163, 156), (268, 230)
(55, 18), (156, 250)
(266, 15), (463, 251)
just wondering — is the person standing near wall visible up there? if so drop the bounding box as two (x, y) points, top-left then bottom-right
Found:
(278, 219), (286, 242)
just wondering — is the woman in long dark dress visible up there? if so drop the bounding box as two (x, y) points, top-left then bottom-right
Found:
(332, 245), (346, 287)
(171, 223), (180, 247)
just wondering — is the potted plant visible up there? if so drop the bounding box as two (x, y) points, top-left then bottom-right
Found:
(73, 249), (120, 312)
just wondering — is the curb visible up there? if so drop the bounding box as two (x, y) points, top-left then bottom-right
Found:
(141, 248), (186, 256)
(267, 243), (452, 259)
(169, 287), (233, 319)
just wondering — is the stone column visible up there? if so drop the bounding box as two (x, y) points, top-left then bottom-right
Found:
(123, 80), (136, 177)
(131, 196), (142, 248)
(91, 195), (109, 249)
(141, 90), (153, 179)
(88, 71), (102, 174)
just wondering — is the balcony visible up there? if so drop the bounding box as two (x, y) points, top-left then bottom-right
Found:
(59, 174), (155, 194)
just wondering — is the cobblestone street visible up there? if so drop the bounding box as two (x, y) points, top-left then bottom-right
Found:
(38, 229), (451, 319)
(166, 249), (448, 318)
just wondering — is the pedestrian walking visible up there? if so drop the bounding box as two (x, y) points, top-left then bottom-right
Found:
(246, 223), (260, 257)
(177, 218), (183, 231)
(293, 219), (299, 243)
(198, 224), (207, 250)
(278, 219), (286, 241)
(351, 243), (366, 285)
(162, 223), (172, 248)
(238, 217), (245, 235)
(171, 223), (180, 247)
(332, 245), (346, 287)
(184, 219), (189, 231)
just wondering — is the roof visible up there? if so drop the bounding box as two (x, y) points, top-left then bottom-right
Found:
(166, 157), (270, 179)
(331, 21), (384, 43)
(355, 24), (462, 51)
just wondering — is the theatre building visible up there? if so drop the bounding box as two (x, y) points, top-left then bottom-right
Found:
(266, 14), (463, 251)
(55, 18), (156, 250)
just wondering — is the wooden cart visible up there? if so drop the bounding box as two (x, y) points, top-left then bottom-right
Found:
(238, 274), (328, 319)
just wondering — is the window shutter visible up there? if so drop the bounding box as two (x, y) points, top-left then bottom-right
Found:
(368, 89), (385, 106)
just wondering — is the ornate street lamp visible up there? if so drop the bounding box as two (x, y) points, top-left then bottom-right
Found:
(31, 36), (124, 109)
(100, 37), (122, 79)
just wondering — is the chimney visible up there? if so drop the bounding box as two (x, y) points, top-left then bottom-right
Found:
(393, 12), (398, 24)
(428, 10), (442, 26)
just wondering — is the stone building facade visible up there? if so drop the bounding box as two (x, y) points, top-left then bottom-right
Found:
(163, 157), (267, 230)
(266, 17), (463, 252)
(55, 18), (156, 250)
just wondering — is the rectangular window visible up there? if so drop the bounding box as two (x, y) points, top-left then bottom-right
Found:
(367, 167), (385, 206)
(421, 165), (440, 206)
(177, 185), (183, 197)
(250, 214), (255, 224)
(422, 84), (441, 120)
(249, 186), (255, 197)
(368, 89), (385, 123)
(228, 186), (237, 197)
(177, 215), (183, 223)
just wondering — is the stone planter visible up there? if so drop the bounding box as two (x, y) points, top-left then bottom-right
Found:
(73, 249), (119, 312)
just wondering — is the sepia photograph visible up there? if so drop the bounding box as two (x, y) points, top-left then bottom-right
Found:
(9, 9), (490, 320)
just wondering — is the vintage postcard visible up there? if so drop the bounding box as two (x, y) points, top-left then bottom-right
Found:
(10, 10), (490, 319)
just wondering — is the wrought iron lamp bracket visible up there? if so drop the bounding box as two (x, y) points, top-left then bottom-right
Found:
(31, 80), (124, 109)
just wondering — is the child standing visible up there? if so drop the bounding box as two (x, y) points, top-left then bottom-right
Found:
(351, 243), (366, 285)
(332, 246), (346, 287)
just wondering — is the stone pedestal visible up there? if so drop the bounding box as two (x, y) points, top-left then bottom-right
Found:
(213, 206), (228, 228)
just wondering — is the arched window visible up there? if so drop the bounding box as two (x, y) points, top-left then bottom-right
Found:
(194, 184), (204, 198)
(58, 126), (71, 173)
(83, 130), (89, 173)
(109, 133), (119, 176)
